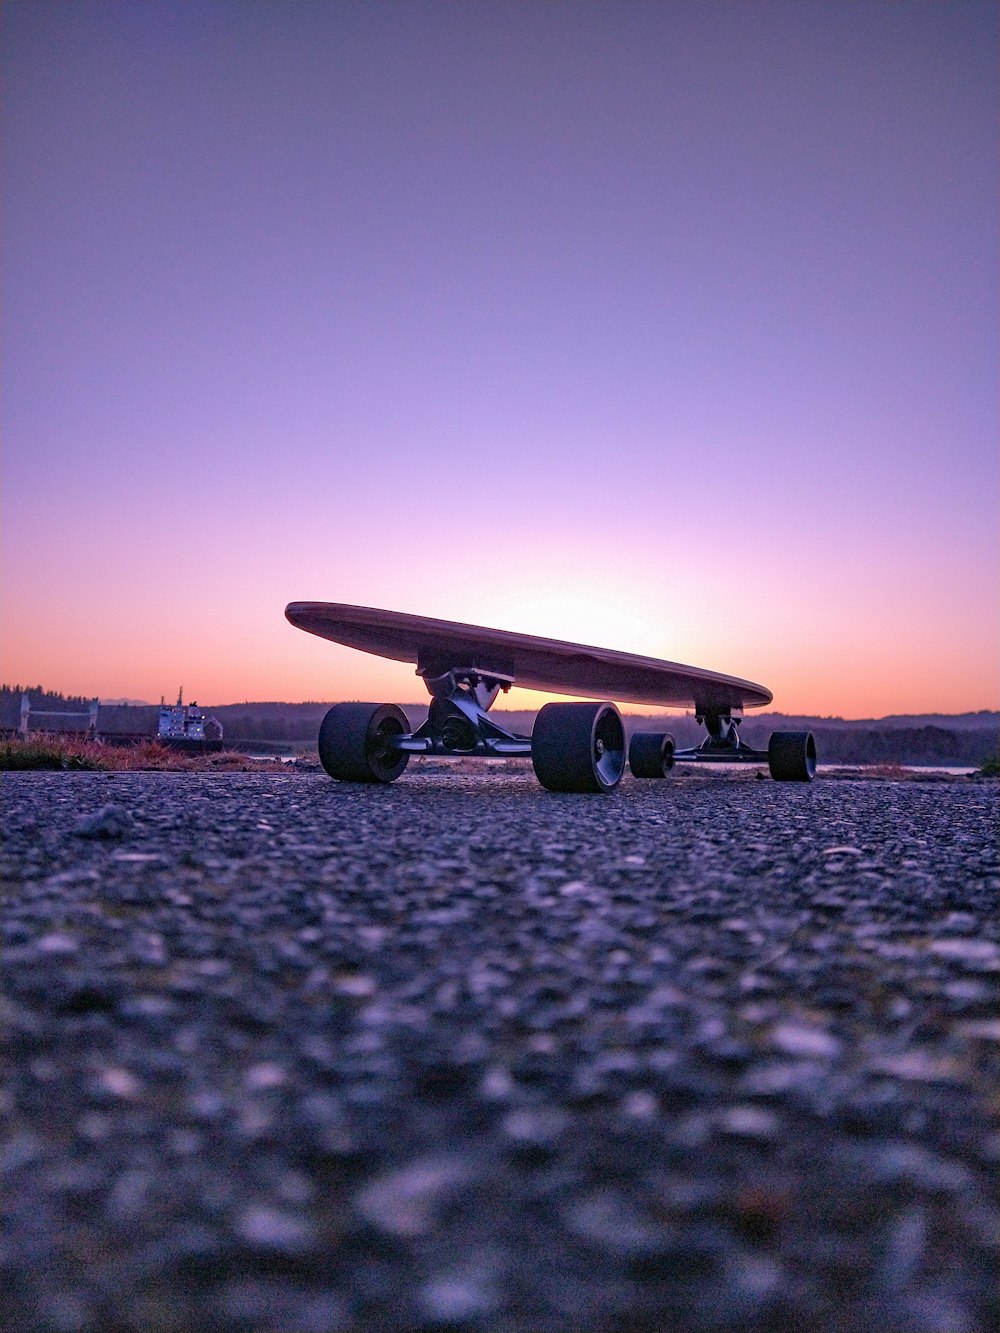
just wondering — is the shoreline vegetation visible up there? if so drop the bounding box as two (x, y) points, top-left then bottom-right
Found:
(0, 734), (997, 779)
(0, 736), (294, 773)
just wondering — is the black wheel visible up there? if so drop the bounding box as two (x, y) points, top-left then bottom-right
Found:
(318, 703), (410, 784)
(768, 730), (817, 782)
(628, 731), (675, 778)
(531, 701), (626, 793)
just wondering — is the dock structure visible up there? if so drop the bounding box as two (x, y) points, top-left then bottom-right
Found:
(18, 693), (99, 737)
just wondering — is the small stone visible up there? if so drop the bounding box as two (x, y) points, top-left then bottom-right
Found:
(564, 1190), (664, 1256)
(727, 1251), (783, 1302)
(942, 913), (978, 932)
(355, 1156), (473, 1238)
(120, 993), (173, 1020)
(868, 1052), (960, 1083)
(944, 979), (993, 1004)
(236, 1103), (275, 1140)
(219, 1280), (347, 1332)
(478, 1066), (514, 1101)
(770, 1023), (841, 1059)
(741, 1063), (823, 1096)
(929, 938), (999, 965)
(334, 972), (377, 997)
(73, 804), (133, 839)
(882, 1207), (927, 1289)
(187, 1090), (226, 1120)
(621, 1090), (659, 1119)
(244, 1062), (287, 1090)
(235, 1204), (315, 1253)
(957, 1019), (1000, 1043)
(875, 1143), (972, 1194)
(106, 1168), (153, 1222)
(96, 1067), (141, 1099)
(36, 932), (79, 954)
(168, 1128), (202, 1156)
(718, 1105), (782, 1138)
(420, 1270), (496, 1323)
(76, 1112), (112, 1141)
(501, 1106), (569, 1146)
(194, 958), (231, 977)
(0, 1134), (42, 1173)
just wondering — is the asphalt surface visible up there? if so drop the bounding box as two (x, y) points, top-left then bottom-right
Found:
(2, 768), (998, 1333)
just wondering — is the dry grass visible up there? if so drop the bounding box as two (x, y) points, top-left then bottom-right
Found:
(0, 736), (288, 772)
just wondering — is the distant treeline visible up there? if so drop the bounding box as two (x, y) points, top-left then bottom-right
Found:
(3, 688), (997, 766)
(1, 685), (93, 710)
(208, 702), (333, 741)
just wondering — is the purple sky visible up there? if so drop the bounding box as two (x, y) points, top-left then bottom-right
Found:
(2, 0), (997, 714)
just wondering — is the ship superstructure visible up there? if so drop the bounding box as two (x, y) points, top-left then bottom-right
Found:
(157, 690), (223, 749)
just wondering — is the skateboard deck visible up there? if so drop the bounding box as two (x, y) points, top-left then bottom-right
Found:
(285, 601), (772, 712)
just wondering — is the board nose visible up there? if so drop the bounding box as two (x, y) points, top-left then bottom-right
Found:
(285, 602), (309, 625)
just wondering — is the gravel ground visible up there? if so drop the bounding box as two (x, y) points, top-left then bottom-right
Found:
(2, 769), (998, 1333)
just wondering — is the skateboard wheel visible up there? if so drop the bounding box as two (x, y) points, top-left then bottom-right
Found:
(531, 701), (626, 793)
(628, 731), (675, 778)
(768, 731), (817, 782)
(318, 703), (410, 784)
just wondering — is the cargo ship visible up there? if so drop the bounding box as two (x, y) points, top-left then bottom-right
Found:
(157, 690), (223, 752)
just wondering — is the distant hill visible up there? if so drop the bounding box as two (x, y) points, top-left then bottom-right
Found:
(203, 701), (998, 766)
(747, 710), (1000, 732)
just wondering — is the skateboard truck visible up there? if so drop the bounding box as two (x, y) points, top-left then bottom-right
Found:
(390, 659), (532, 757)
(671, 707), (770, 766)
(629, 706), (816, 781)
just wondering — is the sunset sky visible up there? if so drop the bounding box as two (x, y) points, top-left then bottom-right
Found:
(2, 0), (997, 718)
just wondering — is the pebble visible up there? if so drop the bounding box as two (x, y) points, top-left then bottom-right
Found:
(564, 1189), (666, 1256)
(95, 1067), (141, 1099)
(770, 1023), (841, 1059)
(717, 1105), (782, 1139)
(244, 1062), (287, 1090)
(928, 938), (1000, 964)
(235, 1204), (315, 1253)
(36, 932), (79, 954)
(501, 1106), (569, 1146)
(72, 803), (133, 839)
(957, 1019), (1000, 1043)
(868, 1052), (960, 1083)
(874, 1143), (973, 1194)
(419, 1269), (497, 1323)
(355, 1156), (474, 1238)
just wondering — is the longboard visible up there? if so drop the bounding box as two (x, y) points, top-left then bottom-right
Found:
(285, 601), (772, 712)
(286, 601), (815, 788)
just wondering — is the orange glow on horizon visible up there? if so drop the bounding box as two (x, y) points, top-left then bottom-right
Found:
(2, 468), (996, 722)
(3, 576), (996, 720)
